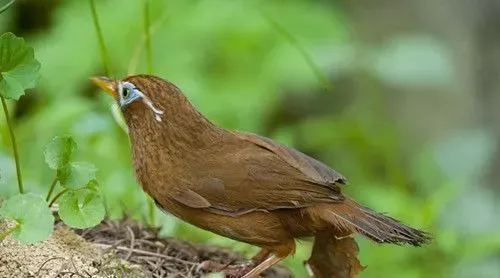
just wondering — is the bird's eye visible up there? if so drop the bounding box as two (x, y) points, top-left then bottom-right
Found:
(122, 87), (131, 99)
(119, 82), (142, 107)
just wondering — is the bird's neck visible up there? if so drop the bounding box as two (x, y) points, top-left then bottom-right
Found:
(127, 105), (226, 199)
(127, 104), (225, 166)
(162, 107), (223, 151)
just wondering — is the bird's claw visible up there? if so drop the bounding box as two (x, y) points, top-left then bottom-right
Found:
(197, 260), (254, 278)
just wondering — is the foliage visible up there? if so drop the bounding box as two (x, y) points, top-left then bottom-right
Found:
(0, 29), (105, 243)
(44, 136), (104, 229)
(58, 189), (105, 229)
(0, 32), (40, 100)
(44, 135), (77, 169)
(0, 132), (105, 242)
(0, 193), (53, 243)
(57, 161), (97, 190)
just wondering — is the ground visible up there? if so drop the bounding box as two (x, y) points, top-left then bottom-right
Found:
(0, 218), (293, 278)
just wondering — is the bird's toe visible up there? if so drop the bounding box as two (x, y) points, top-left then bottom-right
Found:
(197, 260), (253, 278)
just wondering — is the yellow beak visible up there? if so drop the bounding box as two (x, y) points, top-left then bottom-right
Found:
(91, 76), (119, 100)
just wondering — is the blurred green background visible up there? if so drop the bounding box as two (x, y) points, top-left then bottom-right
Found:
(1, 0), (499, 277)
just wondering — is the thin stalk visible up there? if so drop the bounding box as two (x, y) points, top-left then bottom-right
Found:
(0, 0), (15, 14)
(1, 96), (23, 194)
(143, 0), (153, 73)
(128, 12), (168, 74)
(0, 223), (18, 241)
(45, 176), (59, 202)
(143, 0), (155, 226)
(147, 197), (156, 226)
(89, 0), (111, 76)
(48, 189), (68, 207)
(260, 10), (332, 91)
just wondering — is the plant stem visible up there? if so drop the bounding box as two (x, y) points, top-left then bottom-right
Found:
(49, 189), (68, 207)
(147, 197), (156, 226)
(0, 223), (18, 241)
(1, 96), (24, 194)
(143, 0), (153, 73)
(260, 10), (332, 91)
(0, 0), (15, 14)
(45, 176), (59, 202)
(143, 0), (155, 226)
(128, 12), (168, 74)
(89, 0), (111, 76)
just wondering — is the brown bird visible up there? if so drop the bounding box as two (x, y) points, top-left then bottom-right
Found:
(92, 75), (430, 278)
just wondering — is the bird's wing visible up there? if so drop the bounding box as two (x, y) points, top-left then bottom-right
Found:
(235, 132), (348, 187)
(170, 132), (348, 217)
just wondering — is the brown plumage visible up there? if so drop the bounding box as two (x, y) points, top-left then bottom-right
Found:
(305, 231), (364, 278)
(92, 74), (430, 278)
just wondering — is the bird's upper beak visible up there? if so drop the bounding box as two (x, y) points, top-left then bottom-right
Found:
(91, 76), (119, 100)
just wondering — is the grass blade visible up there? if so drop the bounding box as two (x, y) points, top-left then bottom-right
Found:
(260, 10), (333, 91)
(89, 0), (111, 76)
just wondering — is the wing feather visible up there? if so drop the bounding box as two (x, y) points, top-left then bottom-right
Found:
(235, 132), (348, 187)
(174, 132), (348, 216)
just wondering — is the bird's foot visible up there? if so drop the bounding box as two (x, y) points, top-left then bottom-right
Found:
(197, 260), (254, 278)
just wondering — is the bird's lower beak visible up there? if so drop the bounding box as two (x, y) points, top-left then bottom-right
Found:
(91, 76), (118, 100)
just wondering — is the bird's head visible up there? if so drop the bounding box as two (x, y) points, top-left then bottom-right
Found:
(92, 75), (184, 123)
(91, 74), (216, 145)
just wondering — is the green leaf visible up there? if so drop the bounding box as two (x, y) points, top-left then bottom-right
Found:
(57, 161), (97, 190)
(0, 193), (54, 244)
(44, 135), (77, 169)
(0, 32), (41, 100)
(86, 179), (99, 190)
(58, 189), (105, 229)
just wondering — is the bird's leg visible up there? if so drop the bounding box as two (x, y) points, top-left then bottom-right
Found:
(241, 243), (295, 278)
(197, 248), (271, 276)
(197, 260), (253, 277)
(251, 248), (271, 265)
(241, 254), (285, 278)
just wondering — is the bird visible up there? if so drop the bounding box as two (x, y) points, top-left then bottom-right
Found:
(92, 75), (430, 278)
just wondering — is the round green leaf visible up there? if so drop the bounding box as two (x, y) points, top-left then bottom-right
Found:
(0, 193), (54, 244)
(44, 135), (77, 169)
(57, 161), (97, 190)
(0, 32), (41, 100)
(58, 190), (105, 229)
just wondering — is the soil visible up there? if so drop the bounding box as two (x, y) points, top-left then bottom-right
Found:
(0, 219), (143, 278)
(0, 218), (293, 278)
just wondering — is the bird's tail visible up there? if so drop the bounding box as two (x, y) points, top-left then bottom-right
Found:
(318, 198), (431, 246)
(305, 230), (364, 278)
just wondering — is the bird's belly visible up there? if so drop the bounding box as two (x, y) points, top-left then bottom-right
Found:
(161, 201), (292, 248)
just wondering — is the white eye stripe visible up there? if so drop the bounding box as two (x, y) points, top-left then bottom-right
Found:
(118, 81), (164, 122)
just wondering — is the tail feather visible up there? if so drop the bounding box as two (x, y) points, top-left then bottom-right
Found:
(321, 199), (431, 246)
